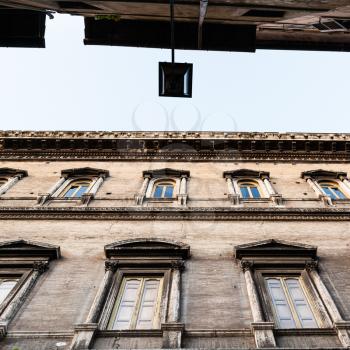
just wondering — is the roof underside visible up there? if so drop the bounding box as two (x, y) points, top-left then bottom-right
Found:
(2, 0), (350, 51)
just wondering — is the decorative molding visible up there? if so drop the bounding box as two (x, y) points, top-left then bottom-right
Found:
(301, 169), (347, 180)
(240, 260), (253, 272)
(223, 169), (269, 179)
(104, 238), (190, 259)
(33, 261), (49, 274)
(1, 207), (350, 221)
(61, 167), (109, 179)
(305, 260), (319, 272)
(143, 168), (190, 178)
(2, 131), (350, 161)
(0, 239), (61, 260)
(171, 260), (186, 271)
(104, 260), (119, 272)
(0, 168), (27, 178)
(234, 239), (317, 260)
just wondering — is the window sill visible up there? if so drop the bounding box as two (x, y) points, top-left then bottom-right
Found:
(97, 329), (162, 337)
(275, 328), (336, 336)
(145, 198), (176, 203)
(241, 198), (270, 203)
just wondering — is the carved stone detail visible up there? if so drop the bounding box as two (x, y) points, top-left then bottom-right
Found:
(171, 260), (185, 271)
(1, 207), (350, 221)
(33, 261), (49, 274)
(240, 260), (253, 272)
(305, 260), (318, 272)
(105, 260), (119, 272)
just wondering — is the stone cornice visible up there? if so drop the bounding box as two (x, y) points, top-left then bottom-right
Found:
(1, 131), (350, 161)
(0, 207), (350, 221)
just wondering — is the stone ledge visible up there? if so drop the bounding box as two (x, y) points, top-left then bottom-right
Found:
(0, 206), (350, 221)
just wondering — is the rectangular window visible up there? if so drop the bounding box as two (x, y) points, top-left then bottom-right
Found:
(108, 276), (163, 330)
(265, 276), (317, 329)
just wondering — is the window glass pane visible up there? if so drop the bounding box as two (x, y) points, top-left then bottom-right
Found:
(0, 280), (18, 304)
(113, 279), (141, 329)
(285, 278), (317, 328)
(321, 186), (336, 199)
(153, 185), (163, 198)
(266, 278), (296, 329)
(74, 185), (89, 198)
(136, 279), (161, 329)
(332, 188), (346, 199)
(250, 187), (260, 198)
(240, 186), (250, 198)
(164, 186), (174, 198)
(64, 186), (78, 198)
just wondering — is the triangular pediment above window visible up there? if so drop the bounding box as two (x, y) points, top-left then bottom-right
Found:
(0, 239), (60, 260)
(61, 167), (109, 178)
(234, 239), (317, 260)
(301, 169), (346, 179)
(223, 169), (269, 179)
(0, 167), (27, 178)
(143, 168), (190, 178)
(105, 238), (190, 259)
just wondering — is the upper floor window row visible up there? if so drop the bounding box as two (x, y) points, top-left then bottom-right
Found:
(3, 167), (350, 206)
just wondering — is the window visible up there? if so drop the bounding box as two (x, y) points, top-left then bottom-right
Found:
(301, 170), (350, 205)
(108, 276), (163, 330)
(0, 240), (60, 338)
(223, 169), (282, 206)
(37, 167), (109, 205)
(319, 181), (346, 200)
(233, 239), (345, 348)
(0, 278), (18, 305)
(238, 181), (261, 199)
(60, 180), (91, 198)
(0, 168), (27, 197)
(83, 238), (190, 350)
(136, 168), (190, 206)
(153, 182), (174, 199)
(265, 276), (317, 329)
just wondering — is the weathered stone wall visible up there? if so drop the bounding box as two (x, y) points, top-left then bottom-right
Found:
(1, 158), (350, 349)
(1, 160), (349, 208)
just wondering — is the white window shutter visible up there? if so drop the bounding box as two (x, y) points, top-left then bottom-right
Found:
(136, 279), (160, 329)
(113, 279), (141, 329)
(285, 278), (317, 328)
(0, 280), (17, 304)
(266, 278), (296, 328)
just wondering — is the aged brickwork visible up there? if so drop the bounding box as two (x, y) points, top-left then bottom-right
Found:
(0, 132), (349, 350)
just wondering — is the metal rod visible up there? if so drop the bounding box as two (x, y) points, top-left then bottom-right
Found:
(170, 0), (175, 63)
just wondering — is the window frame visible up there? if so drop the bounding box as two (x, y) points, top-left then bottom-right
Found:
(108, 275), (164, 330)
(0, 239), (60, 338)
(58, 178), (95, 199)
(151, 180), (175, 199)
(102, 269), (170, 330)
(255, 269), (324, 329)
(238, 180), (262, 199)
(0, 269), (31, 316)
(318, 181), (347, 200)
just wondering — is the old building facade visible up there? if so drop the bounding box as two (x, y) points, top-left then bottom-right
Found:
(0, 131), (350, 350)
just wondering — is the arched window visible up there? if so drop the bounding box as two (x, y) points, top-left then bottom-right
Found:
(152, 181), (175, 199)
(318, 181), (347, 200)
(238, 180), (261, 199)
(60, 179), (92, 198)
(0, 279), (18, 305)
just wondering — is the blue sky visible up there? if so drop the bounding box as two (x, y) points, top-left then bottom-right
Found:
(0, 13), (349, 132)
